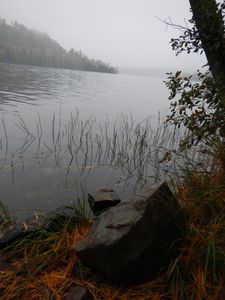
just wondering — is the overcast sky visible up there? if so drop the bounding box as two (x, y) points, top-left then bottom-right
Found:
(0, 0), (206, 70)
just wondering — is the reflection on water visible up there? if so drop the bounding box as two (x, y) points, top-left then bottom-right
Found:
(0, 111), (185, 220)
(0, 63), (176, 219)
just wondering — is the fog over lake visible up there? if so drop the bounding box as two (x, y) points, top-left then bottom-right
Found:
(0, 0), (205, 70)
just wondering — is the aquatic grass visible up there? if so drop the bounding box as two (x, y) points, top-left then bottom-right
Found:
(0, 111), (193, 188)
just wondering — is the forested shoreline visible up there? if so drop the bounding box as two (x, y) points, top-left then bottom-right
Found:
(0, 19), (117, 74)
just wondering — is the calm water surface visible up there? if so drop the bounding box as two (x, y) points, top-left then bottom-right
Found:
(0, 63), (171, 218)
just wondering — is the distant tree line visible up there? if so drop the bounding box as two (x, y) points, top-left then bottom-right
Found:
(0, 18), (117, 74)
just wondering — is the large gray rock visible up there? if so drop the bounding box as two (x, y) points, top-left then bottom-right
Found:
(76, 182), (185, 284)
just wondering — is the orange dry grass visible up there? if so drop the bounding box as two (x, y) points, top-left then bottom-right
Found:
(0, 227), (88, 300)
(0, 224), (169, 300)
(0, 225), (175, 300)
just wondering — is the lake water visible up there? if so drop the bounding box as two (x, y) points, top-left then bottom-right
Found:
(0, 63), (175, 219)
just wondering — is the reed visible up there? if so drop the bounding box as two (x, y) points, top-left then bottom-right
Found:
(0, 110), (204, 190)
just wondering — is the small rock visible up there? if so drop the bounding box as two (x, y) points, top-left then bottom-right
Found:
(0, 223), (36, 249)
(0, 205), (86, 249)
(66, 285), (93, 300)
(88, 187), (121, 215)
(44, 205), (86, 231)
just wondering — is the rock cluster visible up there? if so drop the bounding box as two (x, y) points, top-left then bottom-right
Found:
(0, 182), (186, 294)
(76, 182), (186, 284)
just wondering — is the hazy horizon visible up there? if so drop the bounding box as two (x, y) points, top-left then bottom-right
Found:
(0, 0), (206, 70)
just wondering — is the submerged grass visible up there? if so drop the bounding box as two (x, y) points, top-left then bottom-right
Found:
(0, 112), (188, 187)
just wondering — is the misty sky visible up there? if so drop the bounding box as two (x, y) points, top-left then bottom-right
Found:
(0, 0), (206, 70)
